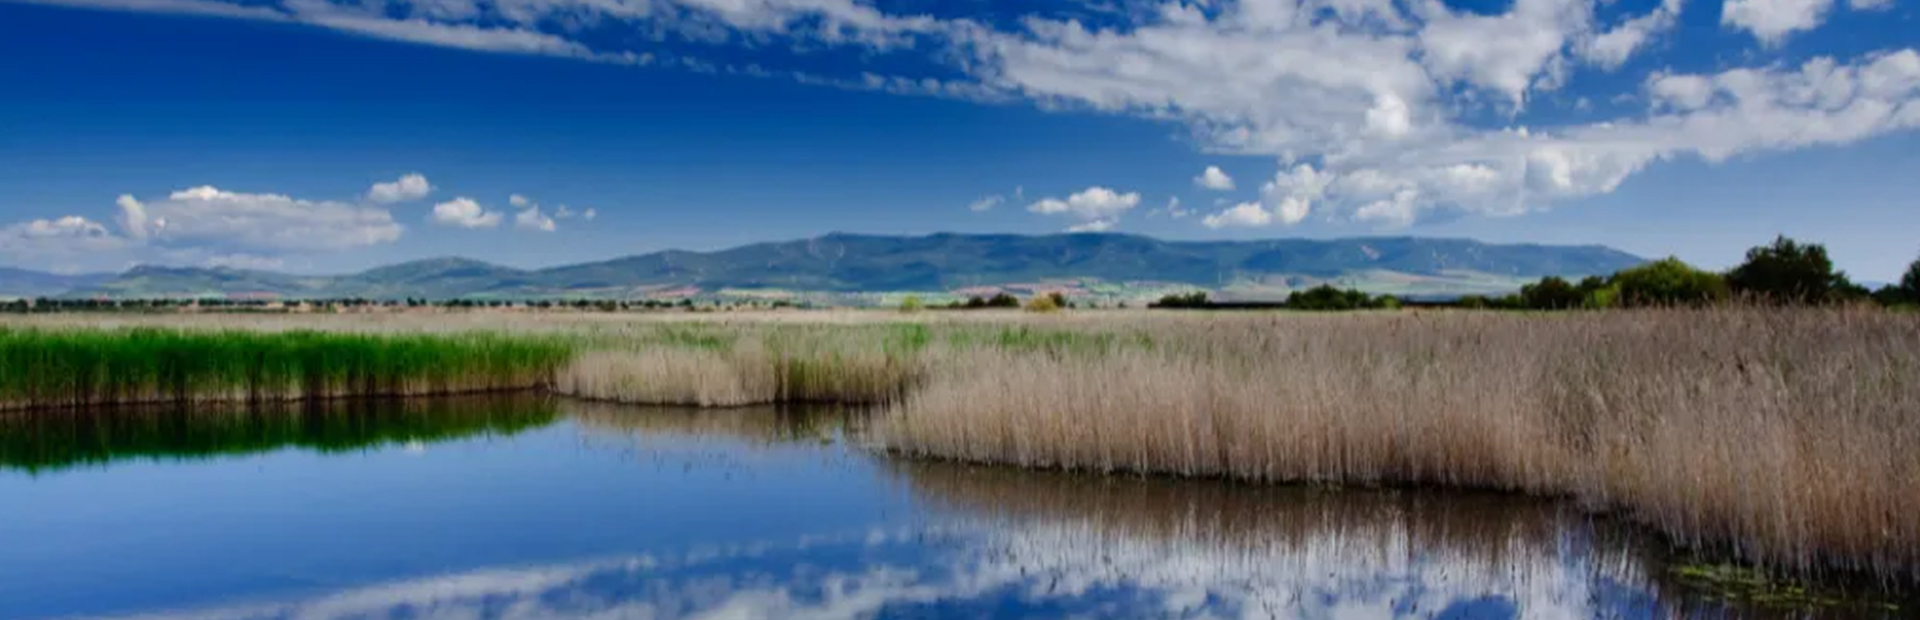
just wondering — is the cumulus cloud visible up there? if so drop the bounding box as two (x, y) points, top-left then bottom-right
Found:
(366, 173), (433, 203)
(0, 216), (126, 263)
(1579, 0), (1684, 69)
(1722, 0), (1835, 44)
(515, 205), (557, 232)
(126, 186), (403, 251)
(1194, 166), (1235, 191)
(1202, 202), (1273, 229)
(509, 194), (531, 208)
(1028, 187), (1140, 219)
(1028, 187), (1141, 230)
(3, 183), (405, 271)
(431, 197), (503, 228)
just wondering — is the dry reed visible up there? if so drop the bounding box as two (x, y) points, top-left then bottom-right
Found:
(876, 308), (1920, 582)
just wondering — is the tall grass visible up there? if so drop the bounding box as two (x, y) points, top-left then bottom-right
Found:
(876, 308), (1920, 582)
(0, 327), (571, 410)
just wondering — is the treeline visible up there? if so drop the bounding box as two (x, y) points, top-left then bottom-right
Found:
(1149, 237), (1920, 312)
(1480, 236), (1919, 310)
(1151, 286), (1401, 311)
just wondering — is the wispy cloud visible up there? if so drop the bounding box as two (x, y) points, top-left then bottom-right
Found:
(13, 0), (1920, 233)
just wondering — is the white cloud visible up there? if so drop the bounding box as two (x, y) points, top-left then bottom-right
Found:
(1722, 0), (1834, 44)
(516, 205), (558, 232)
(1028, 187), (1141, 221)
(1417, 0), (1590, 108)
(115, 195), (150, 241)
(509, 194), (531, 208)
(1150, 196), (1194, 219)
(430, 197), (503, 228)
(581, 208), (598, 221)
(0, 216), (127, 264)
(967, 195), (1004, 212)
(2, 183), (412, 272)
(366, 173), (433, 204)
(1193, 166), (1235, 190)
(1579, 0), (1683, 69)
(1850, 0), (1892, 9)
(129, 186), (403, 251)
(25, 0), (1920, 234)
(1202, 202), (1273, 229)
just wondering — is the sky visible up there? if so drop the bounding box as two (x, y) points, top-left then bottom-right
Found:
(0, 0), (1917, 280)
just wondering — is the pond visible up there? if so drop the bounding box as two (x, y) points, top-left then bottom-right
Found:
(0, 396), (1898, 619)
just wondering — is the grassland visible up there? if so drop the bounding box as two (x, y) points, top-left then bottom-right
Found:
(2, 308), (1916, 584)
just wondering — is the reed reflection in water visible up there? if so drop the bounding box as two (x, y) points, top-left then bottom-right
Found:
(0, 394), (560, 473)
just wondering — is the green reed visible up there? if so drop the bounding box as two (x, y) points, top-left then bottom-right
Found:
(0, 327), (573, 409)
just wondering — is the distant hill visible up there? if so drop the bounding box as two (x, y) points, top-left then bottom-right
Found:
(36, 233), (1645, 300)
(0, 268), (113, 299)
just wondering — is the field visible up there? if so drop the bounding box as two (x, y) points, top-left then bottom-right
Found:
(2, 308), (1917, 583)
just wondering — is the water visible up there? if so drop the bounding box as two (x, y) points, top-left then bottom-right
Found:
(0, 396), (1895, 619)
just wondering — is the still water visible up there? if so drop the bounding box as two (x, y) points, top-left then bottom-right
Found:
(0, 397), (1889, 619)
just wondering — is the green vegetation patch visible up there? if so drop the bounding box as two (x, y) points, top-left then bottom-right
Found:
(0, 327), (573, 408)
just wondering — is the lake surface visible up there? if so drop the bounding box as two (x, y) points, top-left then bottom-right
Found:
(0, 396), (1893, 619)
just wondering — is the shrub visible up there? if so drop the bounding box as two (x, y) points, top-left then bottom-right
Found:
(1025, 294), (1061, 313)
(1610, 257), (1728, 307)
(899, 295), (925, 314)
(987, 293), (1021, 308)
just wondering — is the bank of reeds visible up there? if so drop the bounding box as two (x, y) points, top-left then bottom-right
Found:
(8, 309), (1919, 583)
(0, 327), (571, 410)
(553, 324), (928, 406)
(873, 308), (1920, 582)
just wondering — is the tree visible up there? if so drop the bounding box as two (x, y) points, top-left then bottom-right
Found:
(986, 293), (1020, 308)
(1285, 285), (1397, 311)
(1151, 291), (1209, 309)
(1900, 255), (1920, 305)
(1725, 236), (1850, 305)
(1024, 294), (1061, 313)
(1519, 276), (1584, 310)
(1904, 257), (1920, 294)
(898, 295), (924, 313)
(1610, 257), (1729, 307)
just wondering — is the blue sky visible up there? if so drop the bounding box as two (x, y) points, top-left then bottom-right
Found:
(1, 0), (1916, 280)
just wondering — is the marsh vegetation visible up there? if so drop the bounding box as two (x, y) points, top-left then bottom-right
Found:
(4, 306), (1917, 587)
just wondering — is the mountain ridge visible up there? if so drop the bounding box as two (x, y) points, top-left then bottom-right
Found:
(6, 233), (1647, 300)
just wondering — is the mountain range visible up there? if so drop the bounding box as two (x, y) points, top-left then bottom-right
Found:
(1, 233), (1646, 301)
